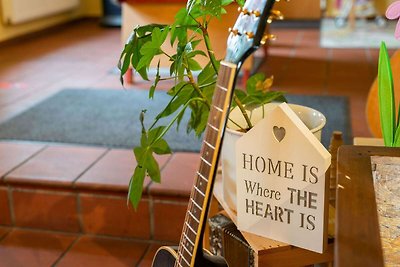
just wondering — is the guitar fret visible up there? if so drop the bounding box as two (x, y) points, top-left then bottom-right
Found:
(207, 122), (219, 132)
(218, 84), (228, 91)
(191, 198), (202, 211)
(178, 251), (190, 266)
(204, 140), (215, 150)
(176, 260), (183, 267)
(196, 171), (208, 182)
(185, 221), (197, 235)
(184, 232), (195, 247)
(194, 185), (205, 197)
(182, 243), (193, 256)
(188, 211), (200, 224)
(201, 156), (212, 167)
(213, 104), (223, 112)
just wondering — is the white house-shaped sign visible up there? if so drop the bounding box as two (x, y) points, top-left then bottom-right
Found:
(236, 103), (331, 253)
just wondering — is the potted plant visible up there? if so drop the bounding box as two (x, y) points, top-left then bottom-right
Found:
(118, 0), (287, 209)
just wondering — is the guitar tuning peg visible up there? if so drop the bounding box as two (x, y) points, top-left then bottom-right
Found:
(252, 9), (261, 17)
(267, 10), (284, 23)
(261, 34), (277, 45)
(237, 7), (250, 16)
(244, 31), (255, 39)
(228, 27), (239, 36)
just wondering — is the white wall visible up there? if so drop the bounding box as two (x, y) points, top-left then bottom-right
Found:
(0, 0), (102, 42)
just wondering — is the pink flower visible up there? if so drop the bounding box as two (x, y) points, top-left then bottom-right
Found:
(386, 1), (400, 39)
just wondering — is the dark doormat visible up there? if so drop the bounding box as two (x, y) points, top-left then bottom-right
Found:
(0, 89), (352, 150)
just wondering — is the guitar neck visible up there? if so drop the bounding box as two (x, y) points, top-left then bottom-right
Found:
(176, 61), (238, 267)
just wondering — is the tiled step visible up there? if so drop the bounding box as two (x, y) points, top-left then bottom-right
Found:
(0, 226), (161, 266)
(0, 141), (199, 245)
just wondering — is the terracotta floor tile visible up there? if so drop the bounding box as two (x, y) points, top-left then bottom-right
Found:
(76, 149), (170, 192)
(285, 59), (328, 79)
(274, 75), (325, 95)
(149, 153), (200, 197)
(13, 189), (80, 232)
(56, 236), (148, 267)
(153, 200), (188, 242)
(80, 194), (151, 239)
(0, 229), (76, 267)
(0, 142), (44, 179)
(138, 244), (163, 267)
(0, 227), (10, 240)
(294, 47), (329, 60)
(331, 48), (369, 62)
(5, 145), (106, 186)
(0, 187), (11, 226)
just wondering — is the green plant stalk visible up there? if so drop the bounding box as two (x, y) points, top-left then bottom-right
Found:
(150, 97), (206, 145)
(186, 67), (211, 108)
(201, 25), (253, 130)
(233, 94), (253, 129)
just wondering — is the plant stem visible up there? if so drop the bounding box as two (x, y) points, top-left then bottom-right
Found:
(201, 26), (219, 74)
(233, 93), (253, 129)
(186, 67), (211, 108)
(151, 97), (206, 145)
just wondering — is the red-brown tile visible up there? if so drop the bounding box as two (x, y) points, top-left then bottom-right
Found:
(0, 142), (44, 179)
(138, 244), (163, 267)
(149, 153), (199, 197)
(0, 227), (10, 240)
(331, 48), (369, 63)
(274, 75), (325, 94)
(56, 236), (148, 267)
(76, 149), (170, 191)
(5, 145), (106, 186)
(294, 47), (329, 60)
(0, 229), (76, 267)
(0, 187), (11, 226)
(153, 200), (187, 242)
(13, 189), (80, 232)
(80, 194), (151, 239)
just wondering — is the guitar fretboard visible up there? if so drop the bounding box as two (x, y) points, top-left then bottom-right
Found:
(175, 61), (237, 267)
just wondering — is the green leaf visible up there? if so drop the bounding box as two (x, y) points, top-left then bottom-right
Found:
(148, 126), (166, 144)
(157, 82), (194, 119)
(128, 165), (146, 209)
(152, 139), (172, 155)
(378, 42), (395, 146)
(246, 73), (266, 95)
(149, 61), (161, 98)
(188, 58), (202, 71)
(145, 153), (161, 183)
(235, 0), (245, 6)
(137, 27), (169, 71)
(198, 62), (217, 86)
(393, 123), (400, 146)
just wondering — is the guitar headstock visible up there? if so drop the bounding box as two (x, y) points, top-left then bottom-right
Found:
(225, 0), (282, 67)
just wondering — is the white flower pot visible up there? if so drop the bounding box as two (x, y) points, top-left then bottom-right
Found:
(221, 103), (326, 212)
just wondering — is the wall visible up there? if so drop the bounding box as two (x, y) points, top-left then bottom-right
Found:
(0, 0), (102, 43)
(275, 0), (320, 20)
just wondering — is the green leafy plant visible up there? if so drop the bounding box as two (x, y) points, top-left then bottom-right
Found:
(378, 42), (400, 147)
(118, 0), (286, 208)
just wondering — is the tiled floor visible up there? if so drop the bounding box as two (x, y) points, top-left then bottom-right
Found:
(0, 19), (383, 265)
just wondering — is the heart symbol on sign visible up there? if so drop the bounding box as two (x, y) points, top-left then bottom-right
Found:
(273, 126), (286, 142)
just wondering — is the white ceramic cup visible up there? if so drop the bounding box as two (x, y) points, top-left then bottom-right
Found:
(221, 103), (326, 212)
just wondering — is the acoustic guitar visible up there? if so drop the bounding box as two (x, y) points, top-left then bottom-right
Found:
(152, 0), (277, 266)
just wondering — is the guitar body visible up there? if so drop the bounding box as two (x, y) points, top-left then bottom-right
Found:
(152, 246), (228, 267)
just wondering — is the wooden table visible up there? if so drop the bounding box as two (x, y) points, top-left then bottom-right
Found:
(336, 145), (400, 266)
